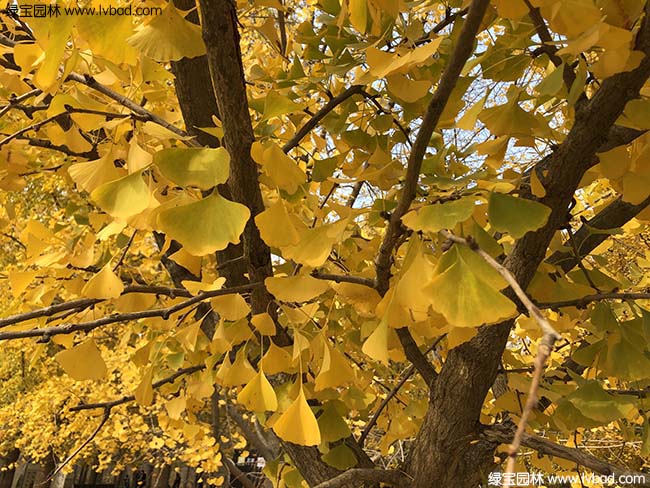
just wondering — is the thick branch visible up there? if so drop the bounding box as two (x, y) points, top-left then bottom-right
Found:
(440, 232), (560, 481)
(375, 0), (489, 295)
(539, 292), (650, 310)
(311, 271), (375, 288)
(311, 469), (410, 488)
(0, 283), (261, 341)
(372, 0), (489, 404)
(547, 195), (650, 273)
(482, 424), (650, 485)
(0, 284), (194, 330)
(283, 85), (363, 153)
(69, 365), (205, 412)
(199, 0), (274, 316)
(225, 405), (278, 462)
(405, 6), (650, 485)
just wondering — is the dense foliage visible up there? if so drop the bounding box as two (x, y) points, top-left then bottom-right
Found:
(2, 1), (650, 487)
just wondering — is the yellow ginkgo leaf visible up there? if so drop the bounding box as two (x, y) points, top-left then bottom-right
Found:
(165, 395), (186, 420)
(211, 293), (251, 321)
(154, 147), (230, 190)
(134, 367), (154, 406)
(265, 275), (330, 302)
(424, 246), (517, 327)
(260, 343), (295, 374)
(237, 368), (278, 412)
(348, 0), (367, 33)
(90, 171), (151, 220)
(315, 344), (355, 391)
(272, 386), (321, 446)
(75, 15), (137, 65)
(219, 349), (256, 387)
(168, 248), (202, 277)
(81, 263), (124, 299)
(252, 141), (306, 194)
(362, 317), (390, 364)
(376, 237), (435, 327)
(128, 140), (153, 174)
(127, 4), (206, 62)
(55, 339), (107, 381)
(8, 270), (39, 298)
(68, 152), (121, 193)
(156, 192), (250, 256)
(281, 219), (348, 267)
(292, 331), (311, 362)
(255, 199), (301, 248)
(181, 277), (226, 295)
(251, 313), (276, 335)
(174, 322), (201, 352)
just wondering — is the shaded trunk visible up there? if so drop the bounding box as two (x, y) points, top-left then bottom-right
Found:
(404, 28), (650, 488)
(0, 450), (19, 488)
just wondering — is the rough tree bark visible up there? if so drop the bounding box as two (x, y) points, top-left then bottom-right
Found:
(404, 7), (650, 487)
(171, 2), (650, 487)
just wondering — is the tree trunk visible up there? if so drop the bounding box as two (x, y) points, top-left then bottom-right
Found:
(0, 450), (19, 488)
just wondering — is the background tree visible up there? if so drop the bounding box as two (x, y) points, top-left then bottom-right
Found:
(2, 0), (650, 487)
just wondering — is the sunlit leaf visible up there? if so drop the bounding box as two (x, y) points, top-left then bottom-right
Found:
(272, 386), (321, 446)
(154, 147), (230, 190)
(55, 340), (108, 381)
(156, 192), (250, 256)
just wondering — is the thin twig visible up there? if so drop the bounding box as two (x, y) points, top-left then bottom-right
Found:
(0, 113), (68, 147)
(440, 230), (561, 484)
(375, 0), (490, 295)
(0, 282), (262, 341)
(113, 230), (137, 271)
(44, 408), (110, 482)
(0, 284), (196, 330)
(1, 232), (26, 250)
(65, 73), (198, 146)
(277, 1), (287, 57)
(311, 270), (376, 288)
(0, 88), (42, 118)
(538, 292), (650, 309)
(283, 85), (363, 153)
(69, 365), (204, 412)
(566, 228), (601, 292)
(358, 334), (445, 447)
(15, 136), (99, 159)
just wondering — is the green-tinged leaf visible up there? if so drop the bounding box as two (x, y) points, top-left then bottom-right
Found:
(424, 246), (517, 327)
(154, 147), (230, 189)
(488, 192), (551, 238)
(90, 171), (150, 219)
(262, 91), (303, 120)
(156, 192), (250, 256)
(402, 197), (475, 233)
(565, 381), (636, 424)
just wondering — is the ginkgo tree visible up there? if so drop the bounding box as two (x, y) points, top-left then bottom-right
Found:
(2, 0), (650, 487)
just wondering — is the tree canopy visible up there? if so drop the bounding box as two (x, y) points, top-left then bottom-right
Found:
(2, 1), (650, 487)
